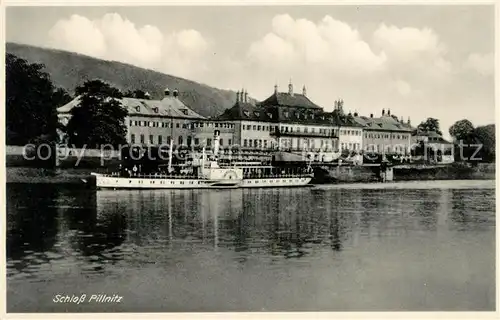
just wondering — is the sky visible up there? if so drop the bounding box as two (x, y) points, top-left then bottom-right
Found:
(5, 5), (496, 137)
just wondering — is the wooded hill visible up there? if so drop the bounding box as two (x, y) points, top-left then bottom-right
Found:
(6, 42), (251, 118)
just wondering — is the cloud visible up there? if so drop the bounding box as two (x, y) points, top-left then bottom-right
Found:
(373, 24), (448, 61)
(464, 52), (494, 76)
(97, 13), (164, 66)
(48, 13), (208, 75)
(372, 23), (452, 84)
(241, 14), (494, 137)
(248, 14), (387, 77)
(393, 80), (412, 96)
(244, 15), (461, 109)
(48, 14), (106, 58)
(161, 29), (209, 77)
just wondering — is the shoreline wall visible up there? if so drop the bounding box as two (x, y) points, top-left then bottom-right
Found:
(313, 165), (380, 184)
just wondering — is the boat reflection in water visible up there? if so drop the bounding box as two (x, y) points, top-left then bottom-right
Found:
(93, 187), (350, 260)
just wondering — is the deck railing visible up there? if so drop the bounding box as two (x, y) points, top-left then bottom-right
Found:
(103, 172), (312, 180)
(105, 172), (200, 179)
(243, 173), (313, 179)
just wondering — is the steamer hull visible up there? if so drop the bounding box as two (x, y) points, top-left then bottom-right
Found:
(91, 173), (241, 189)
(90, 173), (312, 189)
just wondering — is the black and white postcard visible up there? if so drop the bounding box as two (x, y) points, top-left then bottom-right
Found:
(3, 2), (497, 319)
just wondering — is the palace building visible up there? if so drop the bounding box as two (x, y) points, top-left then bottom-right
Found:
(57, 88), (206, 146)
(216, 82), (343, 155)
(354, 109), (413, 154)
(216, 88), (274, 150)
(57, 80), (417, 162)
(412, 130), (454, 164)
(259, 82), (340, 152)
(329, 100), (364, 153)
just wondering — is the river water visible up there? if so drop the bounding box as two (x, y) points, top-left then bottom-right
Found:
(6, 180), (496, 312)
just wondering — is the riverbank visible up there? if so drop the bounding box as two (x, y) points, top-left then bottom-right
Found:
(6, 162), (496, 185)
(393, 163), (496, 181)
(314, 162), (495, 184)
(6, 167), (97, 184)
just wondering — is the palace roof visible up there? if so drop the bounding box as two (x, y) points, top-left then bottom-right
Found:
(259, 92), (323, 110)
(57, 95), (205, 119)
(216, 101), (350, 126)
(216, 101), (275, 122)
(414, 130), (452, 144)
(354, 115), (413, 132)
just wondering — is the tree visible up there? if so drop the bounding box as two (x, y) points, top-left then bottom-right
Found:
(417, 117), (442, 135)
(474, 124), (495, 162)
(124, 89), (149, 99)
(66, 80), (128, 148)
(52, 87), (73, 107)
(6, 54), (61, 145)
(448, 120), (494, 164)
(449, 119), (475, 141)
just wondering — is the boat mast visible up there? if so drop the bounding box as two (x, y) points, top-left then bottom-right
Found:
(213, 130), (220, 161)
(168, 141), (173, 173)
(201, 146), (206, 172)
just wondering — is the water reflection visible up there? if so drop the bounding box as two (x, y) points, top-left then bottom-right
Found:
(66, 194), (127, 259)
(6, 184), (60, 271)
(8, 185), (496, 266)
(91, 186), (498, 260)
(449, 188), (495, 230)
(6, 182), (496, 311)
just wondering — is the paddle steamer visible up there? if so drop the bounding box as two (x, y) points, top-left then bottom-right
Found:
(91, 131), (313, 189)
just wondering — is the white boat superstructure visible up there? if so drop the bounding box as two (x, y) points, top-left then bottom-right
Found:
(91, 172), (242, 189)
(91, 130), (313, 190)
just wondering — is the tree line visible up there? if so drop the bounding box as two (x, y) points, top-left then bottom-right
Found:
(417, 117), (495, 163)
(6, 54), (129, 149)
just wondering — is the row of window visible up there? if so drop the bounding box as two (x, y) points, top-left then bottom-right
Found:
(428, 137), (442, 141)
(130, 120), (186, 129)
(279, 138), (338, 150)
(243, 124), (273, 131)
(365, 144), (408, 153)
(129, 120), (235, 130)
(279, 126), (331, 134)
(132, 105), (189, 116)
(243, 124), (336, 135)
(241, 138), (337, 150)
(243, 139), (270, 148)
(192, 122), (235, 129)
(130, 134), (232, 146)
(241, 110), (320, 120)
(282, 111), (319, 120)
(340, 129), (362, 136)
(365, 132), (409, 140)
(340, 143), (361, 151)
